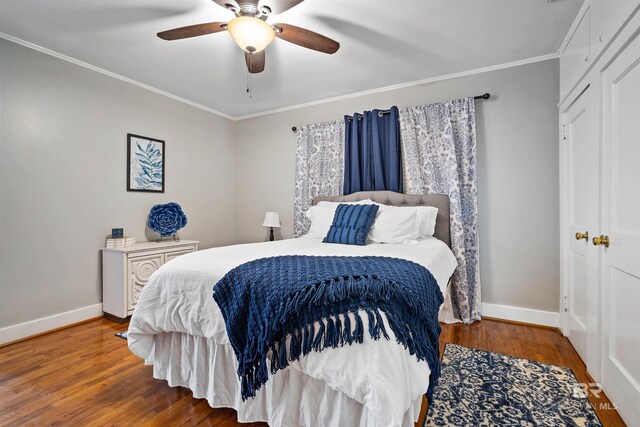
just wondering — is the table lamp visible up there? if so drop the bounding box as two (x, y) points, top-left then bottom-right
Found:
(262, 211), (280, 242)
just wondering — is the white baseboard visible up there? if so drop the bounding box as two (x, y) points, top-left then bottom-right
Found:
(0, 303), (103, 345)
(0, 301), (558, 344)
(482, 302), (559, 328)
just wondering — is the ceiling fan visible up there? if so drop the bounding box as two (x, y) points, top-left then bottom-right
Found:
(157, 0), (340, 74)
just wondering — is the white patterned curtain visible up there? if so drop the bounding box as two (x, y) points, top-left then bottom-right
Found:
(399, 97), (481, 324)
(293, 120), (345, 237)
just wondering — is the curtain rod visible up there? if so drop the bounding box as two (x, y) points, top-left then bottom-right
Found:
(291, 93), (490, 132)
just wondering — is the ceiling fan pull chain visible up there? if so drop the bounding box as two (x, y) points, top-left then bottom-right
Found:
(246, 54), (253, 98)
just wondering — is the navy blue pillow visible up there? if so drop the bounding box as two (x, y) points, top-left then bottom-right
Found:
(323, 204), (379, 245)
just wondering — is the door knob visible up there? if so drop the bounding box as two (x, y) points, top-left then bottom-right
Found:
(592, 235), (610, 248)
(575, 231), (589, 241)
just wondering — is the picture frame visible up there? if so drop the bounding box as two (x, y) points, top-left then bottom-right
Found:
(127, 133), (165, 193)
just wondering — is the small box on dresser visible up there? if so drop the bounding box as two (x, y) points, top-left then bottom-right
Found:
(102, 240), (199, 323)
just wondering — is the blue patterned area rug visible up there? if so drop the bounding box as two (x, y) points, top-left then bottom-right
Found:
(115, 331), (128, 340)
(425, 344), (602, 426)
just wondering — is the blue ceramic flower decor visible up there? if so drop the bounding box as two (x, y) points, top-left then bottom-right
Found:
(148, 202), (188, 237)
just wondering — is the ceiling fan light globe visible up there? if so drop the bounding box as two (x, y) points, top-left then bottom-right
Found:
(227, 16), (275, 53)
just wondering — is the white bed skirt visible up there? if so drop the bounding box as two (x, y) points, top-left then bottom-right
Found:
(147, 332), (424, 427)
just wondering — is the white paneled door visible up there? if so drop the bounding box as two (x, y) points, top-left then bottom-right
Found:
(563, 86), (600, 373)
(600, 31), (640, 426)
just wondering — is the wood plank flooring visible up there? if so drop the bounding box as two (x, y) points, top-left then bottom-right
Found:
(0, 318), (626, 426)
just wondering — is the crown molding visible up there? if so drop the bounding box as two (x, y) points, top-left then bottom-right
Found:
(0, 32), (234, 120)
(234, 52), (559, 120)
(1, 32), (558, 121)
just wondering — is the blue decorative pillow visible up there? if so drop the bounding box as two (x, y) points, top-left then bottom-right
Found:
(323, 204), (379, 245)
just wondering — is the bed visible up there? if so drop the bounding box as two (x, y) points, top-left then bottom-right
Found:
(128, 191), (458, 427)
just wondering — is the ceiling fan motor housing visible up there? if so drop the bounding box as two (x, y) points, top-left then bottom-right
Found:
(237, 2), (260, 16)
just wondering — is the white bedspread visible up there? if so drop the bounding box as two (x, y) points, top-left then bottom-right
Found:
(128, 237), (457, 427)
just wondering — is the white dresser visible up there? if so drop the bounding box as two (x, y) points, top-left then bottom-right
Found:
(102, 240), (199, 322)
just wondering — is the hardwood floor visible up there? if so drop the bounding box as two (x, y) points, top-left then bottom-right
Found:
(0, 318), (626, 426)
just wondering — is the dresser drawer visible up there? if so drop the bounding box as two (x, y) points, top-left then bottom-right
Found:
(165, 246), (196, 263)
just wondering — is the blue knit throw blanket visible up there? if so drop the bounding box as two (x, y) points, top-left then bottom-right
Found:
(213, 255), (444, 401)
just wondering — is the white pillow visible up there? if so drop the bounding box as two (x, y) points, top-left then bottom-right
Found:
(368, 205), (420, 244)
(359, 202), (439, 238)
(304, 199), (375, 239)
(304, 205), (335, 238)
(358, 200), (438, 238)
(414, 206), (439, 237)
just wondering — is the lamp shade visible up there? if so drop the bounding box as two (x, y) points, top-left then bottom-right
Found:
(227, 16), (275, 53)
(262, 211), (281, 228)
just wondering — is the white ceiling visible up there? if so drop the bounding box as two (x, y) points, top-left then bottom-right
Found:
(0, 0), (582, 118)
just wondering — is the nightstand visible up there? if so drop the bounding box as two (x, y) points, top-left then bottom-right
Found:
(102, 240), (199, 323)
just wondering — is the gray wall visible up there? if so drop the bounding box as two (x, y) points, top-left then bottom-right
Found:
(0, 40), (560, 328)
(234, 59), (560, 312)
(0, 39), (236, 327)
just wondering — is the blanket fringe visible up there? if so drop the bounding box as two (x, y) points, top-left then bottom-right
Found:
(243, 307), (400, 400)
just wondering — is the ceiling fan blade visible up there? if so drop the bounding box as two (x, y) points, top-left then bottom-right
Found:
(263, 0), (304, 15)
(157, 22), (227, 41)
(245, 50), (266, 73)
(274, 23), (339, 54)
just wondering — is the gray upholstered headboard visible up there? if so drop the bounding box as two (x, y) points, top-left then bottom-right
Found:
(312, 191), (451, 248)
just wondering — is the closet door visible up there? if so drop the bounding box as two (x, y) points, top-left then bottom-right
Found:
(562, 86), (600, 372)
(600, 31), (640, 426)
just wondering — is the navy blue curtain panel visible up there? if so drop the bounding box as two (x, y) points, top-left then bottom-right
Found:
(343, 106), (402, 194)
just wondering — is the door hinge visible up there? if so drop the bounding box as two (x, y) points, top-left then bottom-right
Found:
(562, 125), (567, 140)
(564, 296), (568, 312)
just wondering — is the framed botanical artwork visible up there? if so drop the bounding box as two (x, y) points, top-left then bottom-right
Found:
(127, 133), (165, 193)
